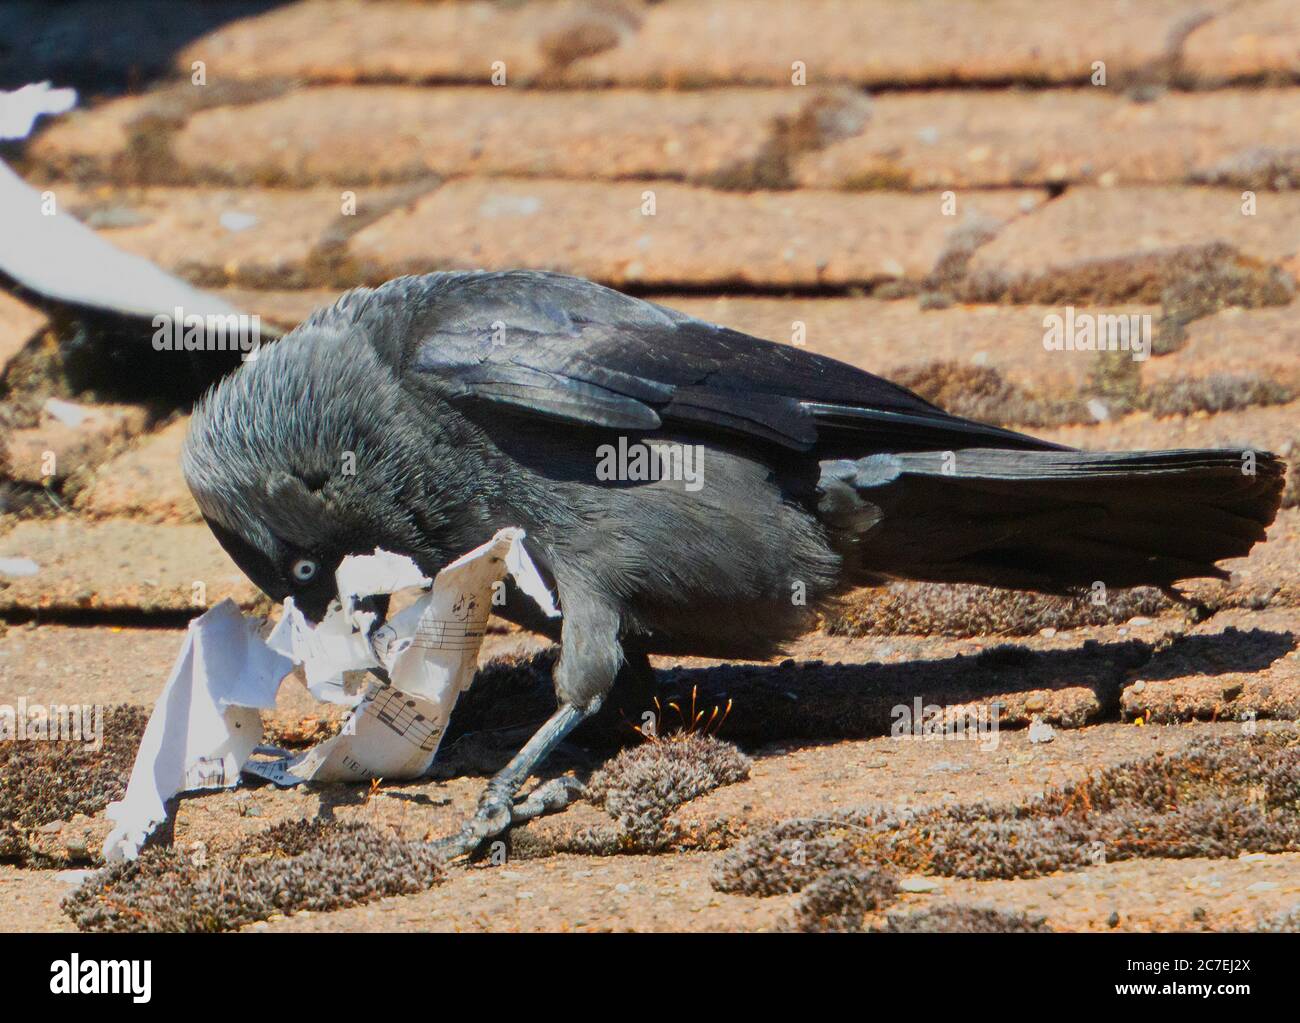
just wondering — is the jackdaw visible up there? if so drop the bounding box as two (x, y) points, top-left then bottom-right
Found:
(182, 271), (1285, 855)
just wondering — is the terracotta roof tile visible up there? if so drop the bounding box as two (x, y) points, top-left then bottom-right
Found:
(0, 291), (46, 376)
(1183, 0), (1300, 83)
(348, 177), (1042, 288)
(2, 404), (148, 487)
(45, 183), (405, 289)
(0, 519), (259, 613)
(75, 417), (200, 524)
(968, 186), (1300, 302)
(169, 85), (864, 186)
(176, 0), (1228, 88)
(795, 88), (1300, 190)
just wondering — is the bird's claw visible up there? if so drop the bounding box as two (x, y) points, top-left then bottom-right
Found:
(509, 775), (585, 824)
(427, 775), (585, 862)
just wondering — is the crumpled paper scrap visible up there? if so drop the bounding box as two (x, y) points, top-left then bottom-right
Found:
(103, 528), (557, 862)
(101, 602), (291, 864)
(0, 81), (76, 141)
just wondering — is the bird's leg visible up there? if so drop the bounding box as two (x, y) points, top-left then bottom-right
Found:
(505, 650), (655, 823)
(427, 701), (595, 860)
(428, 592), (622, 861)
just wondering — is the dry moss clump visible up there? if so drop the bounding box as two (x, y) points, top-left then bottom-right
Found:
(1140, 374), (1294, 418)
(823, 581), (1173, 638)
(1155, 258), (1295, 355)
(1191, 147), (1300, 192)
(712, 811), (886, 896)
(873, 904), (1052, 933)
(564, 732), (751, 854)
(891, 361), (1087, 429)
(0, 705), (148, 863)
(784, 867), (900, 932)
(889, 358), (1293, 430)
(1258, 905), (1300, 933)
(63, 820), (445, 933)
(966, 242), (1293, 309)
(714, 731), (1300, 895)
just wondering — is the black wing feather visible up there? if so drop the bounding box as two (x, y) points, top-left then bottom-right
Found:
(333, 271), (1062, 454)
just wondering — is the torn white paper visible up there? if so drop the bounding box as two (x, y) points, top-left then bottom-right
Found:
(102, 601), (293, 863)
(266, 596), (379, 705)
(243, 681), (449, 786)
(0, 82), (76, 141)
(247, 527), (555, 785)
(262, 548), (432, 704)
(380, 527), (547, 703)
(334, 548), (431, 607)
(0, 157), (254, 324)
(103, 528), (558, 861)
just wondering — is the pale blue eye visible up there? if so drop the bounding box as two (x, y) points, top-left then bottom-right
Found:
(291, 558), (318, 583)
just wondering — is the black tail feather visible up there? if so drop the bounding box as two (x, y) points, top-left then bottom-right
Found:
(821, 447), (1286, 593)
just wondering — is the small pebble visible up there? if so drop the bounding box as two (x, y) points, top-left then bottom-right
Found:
(220, 210), (259, 232)
(0, 557), (39, 578)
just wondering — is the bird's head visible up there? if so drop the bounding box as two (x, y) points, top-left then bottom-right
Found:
(182, 325), (432, 622)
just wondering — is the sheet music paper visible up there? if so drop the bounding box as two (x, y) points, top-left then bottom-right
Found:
(104, 528), (559, 861)
(245, 682), (447, 785)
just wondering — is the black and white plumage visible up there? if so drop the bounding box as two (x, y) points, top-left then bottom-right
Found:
(182, 270), (1286, 855)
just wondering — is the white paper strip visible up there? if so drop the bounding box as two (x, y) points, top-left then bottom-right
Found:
(103, 529), (559, 861)
(103, 601), (293, 862)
